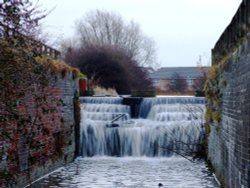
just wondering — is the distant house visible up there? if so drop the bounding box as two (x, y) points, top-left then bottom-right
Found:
(141, 67), (155, 74)
(140, 66), (155, 79)
(149, 67), (209, 94)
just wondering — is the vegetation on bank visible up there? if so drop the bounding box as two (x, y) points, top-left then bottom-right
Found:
(35, 56), (80, 79)
(0, 36), (82, 186)
(203, 36), (247, 178)
(62, 9), (156, 95)
(204, 39), (245, 127)
(65, 44), (153, 95)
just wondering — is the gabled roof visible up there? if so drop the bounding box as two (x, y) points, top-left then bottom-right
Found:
(150, 67), (210, 80)
(141, 67), (155, 74)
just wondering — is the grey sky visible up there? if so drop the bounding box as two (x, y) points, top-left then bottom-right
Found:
(40, 0), (242, 67)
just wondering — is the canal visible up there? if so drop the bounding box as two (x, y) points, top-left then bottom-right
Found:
(33, 157), (218, 188)
(31, 97), (219, 187)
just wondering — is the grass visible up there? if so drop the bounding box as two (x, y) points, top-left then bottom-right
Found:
(35, 56), (82, 79)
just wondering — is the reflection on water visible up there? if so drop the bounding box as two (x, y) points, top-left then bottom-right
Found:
(31, 97), (217, 188)
(31, 157), (218, 188)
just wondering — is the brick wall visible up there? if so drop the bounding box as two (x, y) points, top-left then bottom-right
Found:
(208, 34), (250, 188)
(0, 71), (79, 187)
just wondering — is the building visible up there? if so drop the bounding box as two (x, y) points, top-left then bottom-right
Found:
(150, 66), (209, 94)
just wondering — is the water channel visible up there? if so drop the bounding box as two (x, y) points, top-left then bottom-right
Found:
(32, 96), (219, 188)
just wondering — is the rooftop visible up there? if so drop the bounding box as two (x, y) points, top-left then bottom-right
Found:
(150, 66), (210, 80)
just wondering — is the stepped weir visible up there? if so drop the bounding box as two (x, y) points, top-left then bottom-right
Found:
(80, 96), (205, 158)
(33, 96), (219, 188)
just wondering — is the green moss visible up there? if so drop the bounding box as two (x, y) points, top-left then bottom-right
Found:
(73, 94), (81, 156)
(82, 90), (94, 96)
(233, 55), (241, 64)
(131, 90), (156, 97)
(215, 35), (246, 67)
(35, 56), (81, 79)
(205, 109), (213, 123)
(78, 72), (87, 79)
(0, 38), (67, 183)
(212, 111), (221, 123)
(204, 57), (227, 125)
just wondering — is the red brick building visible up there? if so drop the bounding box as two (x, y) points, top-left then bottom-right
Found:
(150, 66), (209, 95)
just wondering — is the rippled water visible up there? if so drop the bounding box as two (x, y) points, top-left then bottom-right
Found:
(31, 157), (218, 188)
(31, 97), (216, 188)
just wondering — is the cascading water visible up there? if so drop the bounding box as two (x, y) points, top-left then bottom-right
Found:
(80, 96), (205, 158)
(33, 96), (218, 188)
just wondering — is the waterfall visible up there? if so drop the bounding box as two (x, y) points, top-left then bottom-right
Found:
(80, 96), (205, 157)
(139, 96), (205, 118)
(80, 96), (123, 104)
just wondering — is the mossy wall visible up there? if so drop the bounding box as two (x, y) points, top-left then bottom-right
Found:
(0, 53), (79, 187)
(207, 32), (250, 188)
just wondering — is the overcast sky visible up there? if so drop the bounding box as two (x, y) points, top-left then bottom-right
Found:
(39, 0), (242, 67)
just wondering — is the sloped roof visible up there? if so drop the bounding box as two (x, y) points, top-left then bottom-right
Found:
(141, 67), (155, 74)
(150, 67), (210, 80)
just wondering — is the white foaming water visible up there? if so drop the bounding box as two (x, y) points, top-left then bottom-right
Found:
(139, 97), (205, 118)
(82, 103), (130, 113)
(80, 96), (123, 104)
(32, 97), (219, 188)
(80, 96), (205, 157)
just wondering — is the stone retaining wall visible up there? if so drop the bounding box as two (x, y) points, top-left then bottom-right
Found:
(0, 72), (79, 187)
(208, 33), (250, 188)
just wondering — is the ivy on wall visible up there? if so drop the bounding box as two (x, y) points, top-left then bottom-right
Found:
(204, 63), (222, 124)
(204, 45), (243, 127)
(203, 50), (237, 159)
(0, 38), (80, 186)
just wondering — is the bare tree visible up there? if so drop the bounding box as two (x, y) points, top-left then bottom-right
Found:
(0, 0), (49, 41)
(168, 73), (188, 92)
(160, 104), (206, 162)
(74, 9), (158, 68)
(60, 38), (79, 59)
(193, 67), (207, 96)
(65, 44), (152, 94)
